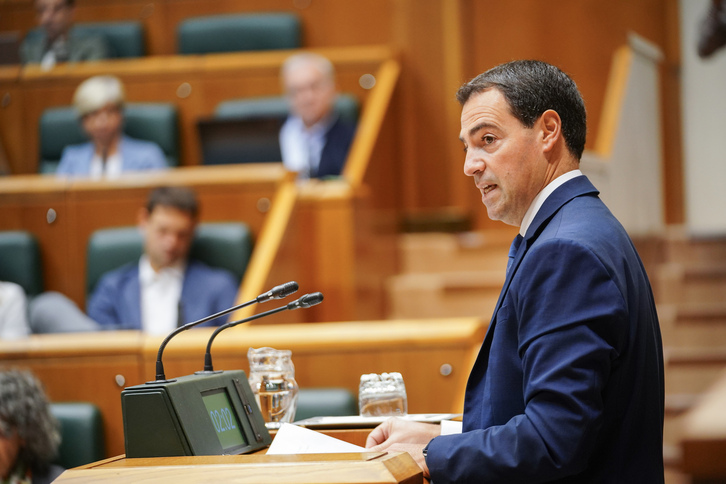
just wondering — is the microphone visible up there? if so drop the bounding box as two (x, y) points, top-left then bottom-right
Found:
(202, 292), (324, 373)
(153, 281), (299, 382)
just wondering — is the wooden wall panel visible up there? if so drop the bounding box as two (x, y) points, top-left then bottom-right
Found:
(452, 0), (673, 229)
(0, 0), (684, 231)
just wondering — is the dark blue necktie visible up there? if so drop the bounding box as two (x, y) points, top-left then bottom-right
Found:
(506, 234), (524, 275)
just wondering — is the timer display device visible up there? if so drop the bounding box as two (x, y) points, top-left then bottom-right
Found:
(122, 370), (271, 458)
(201, 388), (247, 453)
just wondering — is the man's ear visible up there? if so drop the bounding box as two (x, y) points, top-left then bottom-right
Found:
(137, 207), (150, 228)
(540, 109), (562, 153)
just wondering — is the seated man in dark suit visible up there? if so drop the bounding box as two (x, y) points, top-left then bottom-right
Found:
(279, 53), (356, 180)
(20, 0), (109, 70)
(87, 186), (238, 334)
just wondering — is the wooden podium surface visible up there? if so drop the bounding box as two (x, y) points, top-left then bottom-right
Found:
(55, 452), (422, 483)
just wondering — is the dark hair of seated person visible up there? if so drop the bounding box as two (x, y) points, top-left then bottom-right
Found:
(0, 369), (63, 484)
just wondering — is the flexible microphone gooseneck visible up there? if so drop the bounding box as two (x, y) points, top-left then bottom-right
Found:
(202, 292), (324, 372)
(153, 281), (299, 382)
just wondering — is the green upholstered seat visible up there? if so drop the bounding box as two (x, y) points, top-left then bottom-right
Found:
(38, 103), (179, 173)
(86, 223), (253, 295)
(73, 21), (145, 58)
(214, 94), (359, 125)
(177, 13), (301, 55)
(24, 21), (145, 59)
(295, 388), (358, 421)
(0, 230), (43, 297)
(50, 402), (105, 469)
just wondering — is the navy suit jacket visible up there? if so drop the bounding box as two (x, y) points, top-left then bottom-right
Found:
(315, 117), (356, 179)
(427, 176), (664, 483)
(87, 259), (238, 330)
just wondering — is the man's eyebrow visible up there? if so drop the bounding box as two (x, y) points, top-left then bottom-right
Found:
(459, 122), (497, 142)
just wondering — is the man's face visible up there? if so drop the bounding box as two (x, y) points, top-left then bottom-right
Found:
(284, 63), (336, 128)
(81, 103), (123, 153)
(140, 205), (195, 271)
(35, 0), (74, 42)
(460, 88), (548, 227)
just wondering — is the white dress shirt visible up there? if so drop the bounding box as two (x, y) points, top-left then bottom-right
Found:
(0, 281), (30, 339)
(519, 170), (583, 237)
(89, 151), (122, 180)
(139, 255), (185, 335)
(279, 114), (335, 178)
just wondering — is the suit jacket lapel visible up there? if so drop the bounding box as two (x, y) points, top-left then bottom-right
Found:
(479, 176), (600, 347)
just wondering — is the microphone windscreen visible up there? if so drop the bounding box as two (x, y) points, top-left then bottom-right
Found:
(274, 281), (299, 299)
(299, 292), (324, 308)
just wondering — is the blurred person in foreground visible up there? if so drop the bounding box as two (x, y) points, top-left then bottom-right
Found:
(0, 369), (63, 484)
(19, 0), (109, 70)
(366, 60), (664, 483)
(279, 53), (356, 180)
(56, 75), (167, 178)
(87, 186), (238, 334)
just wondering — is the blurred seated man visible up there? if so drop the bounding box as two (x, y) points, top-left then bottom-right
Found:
(279, 53), (356, 180)
(0, 369), (64, 484)
(20, 0), (109, 70)
(56, 75), (167, 179)
(87, 186), (238, 334)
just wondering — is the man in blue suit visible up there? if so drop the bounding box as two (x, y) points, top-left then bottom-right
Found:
(367, 60), (664, 482)
(87, 186), (238, 334)
(279, 53), (356, 180)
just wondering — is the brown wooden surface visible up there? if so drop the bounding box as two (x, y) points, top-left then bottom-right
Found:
(0, 0), (682, 227)
(0, 317), (486, 458)
(55, 452), (422, 483)
(680, 369), (726, 481)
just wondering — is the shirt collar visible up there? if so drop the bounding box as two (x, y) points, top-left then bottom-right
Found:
(289, 112), (337, 137)
(138, 255), (186, 285)
(519, 169), (583, 237)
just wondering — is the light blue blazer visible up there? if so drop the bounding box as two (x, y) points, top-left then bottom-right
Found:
(56, 135), (167, 177)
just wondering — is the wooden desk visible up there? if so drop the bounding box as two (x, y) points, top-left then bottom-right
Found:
(55, 452), (422, 483)
(680, 369), (726, 482)
(0, 317), (486, 457)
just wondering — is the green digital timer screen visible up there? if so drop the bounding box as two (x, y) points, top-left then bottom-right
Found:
(201, 388), (247, 451)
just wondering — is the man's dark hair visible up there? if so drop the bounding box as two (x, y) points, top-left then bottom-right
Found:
(456, 60), (587, 160)
(146, 186), (199, 218)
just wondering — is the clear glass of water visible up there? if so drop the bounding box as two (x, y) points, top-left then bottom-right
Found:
(247, 347), (299, 429)
(358, 372), (408, 417)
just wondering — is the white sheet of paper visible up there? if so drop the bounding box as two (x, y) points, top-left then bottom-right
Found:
(267, 423), (368, 455)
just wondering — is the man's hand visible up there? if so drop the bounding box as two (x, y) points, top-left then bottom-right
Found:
(365, 418), (440, 478)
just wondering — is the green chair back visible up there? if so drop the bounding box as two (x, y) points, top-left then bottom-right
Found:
(24, 21), (145, 59)
(178, 13), (301, 55)
(214, 94), (359, 125)
(0, 230), (43, 297)
(50, 402), (105, 469)
(295, 388), (358, 421)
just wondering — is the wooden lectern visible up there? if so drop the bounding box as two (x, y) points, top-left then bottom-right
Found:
(55, 452), (423, 483)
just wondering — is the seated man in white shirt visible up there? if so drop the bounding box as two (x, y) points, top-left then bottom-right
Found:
(86, 186), (238, 334)
(279, 53), (356, 180)
(0, 281), (30, 340)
